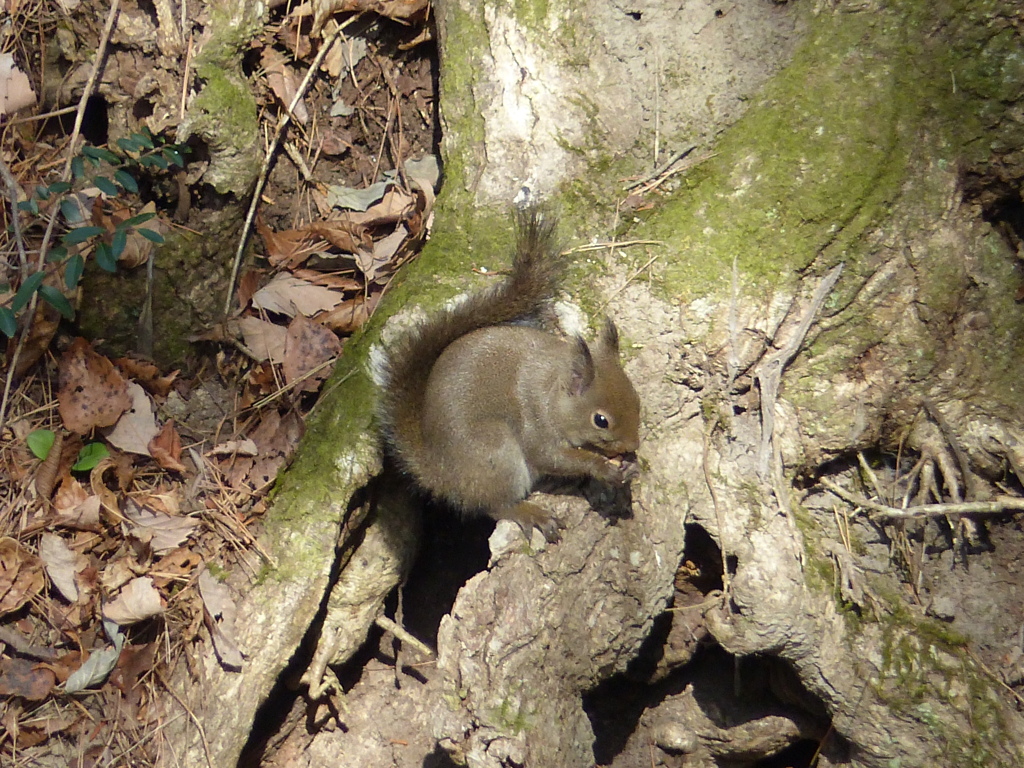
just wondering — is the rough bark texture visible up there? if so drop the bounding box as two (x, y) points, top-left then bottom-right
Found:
(165, 1), (1024, 766)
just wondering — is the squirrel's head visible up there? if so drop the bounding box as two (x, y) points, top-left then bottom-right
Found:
(564, 319), (641, 457)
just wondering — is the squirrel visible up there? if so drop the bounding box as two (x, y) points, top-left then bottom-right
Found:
(377, 208), (641, 542)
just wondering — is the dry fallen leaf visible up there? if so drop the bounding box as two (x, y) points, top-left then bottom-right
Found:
(261, 48), (308, 124)
(317, 294), (372, 334)
(283, 315), (341, 393)
(235, 316), (289, 364)
(102, 577), (164, 625)
(57, 338), (132, 434)
(251, 274), (344, 318)
(114, 355), (179, 397)
(0, 537), (45, 616)
(0, 658), (55, 700)
(38, 534), (82, 604)
(104, 382), (159, 456)
(149, 419), (186, 472)
(0, 52), (37, 115)
(124, 501), (199, 555)
(199, 567), (243, 670)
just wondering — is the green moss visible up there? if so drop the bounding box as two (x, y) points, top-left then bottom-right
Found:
(638, 9), (914, 302)
(872, 588), (1018, 767)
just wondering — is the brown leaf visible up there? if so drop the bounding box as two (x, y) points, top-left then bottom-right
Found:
(251, 274), (344, 318)
(34, 430), (64, 501)
(113, 356), (179, 398)
(0, 537), (45, 615)
(256, 218), (326, 270)
(13, 301), (62, 378)
(261, 48), (308, 123)
(0, 658), (56, 700)
(149, 420), (186, 472)
(104, 382), (159, 456)
(312, 0), (428, 33)
(102, 577), (164, 625)
(38, 533), (84, 603)
(234, 316), (289, 364)
(307, 219), (372, 255)
(57, 338), (132, 434)
(125, 501), (198, 554)
(316, 294), (370, 334)
(283, 315), (341, 393)
(199, 567), (243, 670)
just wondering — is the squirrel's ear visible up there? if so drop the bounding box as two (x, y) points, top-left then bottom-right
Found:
(598, 318), (620, 354)
(569, 337), (596, 395)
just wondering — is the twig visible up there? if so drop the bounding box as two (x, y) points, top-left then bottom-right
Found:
(0, 0), (120, 437)
(819, 477), (1024, 519)
(754, 263), (843, 478)
(623, 144), (697, 191)
(0, 157), (29, 278)
(223, 14), (363, 317)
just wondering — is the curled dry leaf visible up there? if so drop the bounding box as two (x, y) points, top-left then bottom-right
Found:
(283, 314), (341, 393)
(102, 577), (163, 625)
(0, 537), (45, 615)
(149, 419), (186, 472)
(104, 382), (159, 456)
(113, 356), (179, 397)
(34, 430), (65, 501)
(57, 338), (132, 434)
(38, 533), (83, 603)
(261, 47), (308, 124)
(256, 217), (326, 270)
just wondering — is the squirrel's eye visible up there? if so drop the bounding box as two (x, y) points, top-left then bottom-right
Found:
(593, 412), (610, 429)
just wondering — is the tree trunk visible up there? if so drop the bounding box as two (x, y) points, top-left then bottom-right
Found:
(168, 1), (1024, 766)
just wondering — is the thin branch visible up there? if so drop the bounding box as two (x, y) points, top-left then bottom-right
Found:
(820, 477), (1024, 520)
(754, 263), (843, 478)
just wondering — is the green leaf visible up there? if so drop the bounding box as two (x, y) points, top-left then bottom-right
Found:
(117, 137), (141, 153)
(39, 285), (74, 319)
(73, 442), (109, 472)
(150, 155), (169, 171)
(12, 272), (45, 312)
(27, 429), (56, 460)
(60, 199), (85, 224)
(48, 181), (72, 195)
(35, 184), (50, 200)
(114, 169), (139, 194)
(95, 241), (118, 272)
(138, 228), (165, 244)
(46, 245), (68, 263)
(0, 307), (16, 338)
(133, 131), (155, 149)
(71, 156), (85, 179)
(62, 226), (105, 245)
(94, 176), (119, 196)
(122, 211), (157, 227)
(81, 146), (119, 164)
(111, 227), (127, 259)
(17, 199), (39, 214)
(65, 254), (85, 289)
(162, 147), (184, 167)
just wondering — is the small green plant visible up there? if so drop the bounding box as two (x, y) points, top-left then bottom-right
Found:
(27, 428), (109, 471)
(0, 129), (187, 338)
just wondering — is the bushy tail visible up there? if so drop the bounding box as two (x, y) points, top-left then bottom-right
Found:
(378, 207), (564, 471)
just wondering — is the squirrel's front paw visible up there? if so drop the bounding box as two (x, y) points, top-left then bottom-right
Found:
(600, 454), (639, 484)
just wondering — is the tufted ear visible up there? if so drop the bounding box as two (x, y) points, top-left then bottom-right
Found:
(598, 318), (620, 355)
(568, 336), (595, 395)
